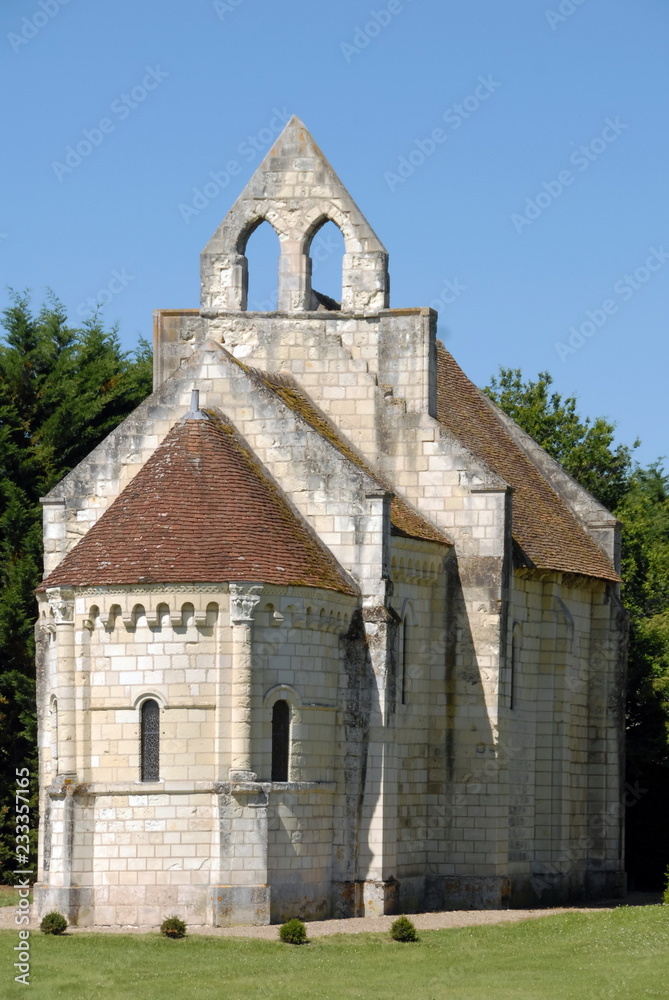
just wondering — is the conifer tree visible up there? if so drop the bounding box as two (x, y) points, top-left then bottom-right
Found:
(0, 292), (152, 880)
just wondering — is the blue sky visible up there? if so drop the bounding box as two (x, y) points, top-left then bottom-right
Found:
(1, 0), (667, 465)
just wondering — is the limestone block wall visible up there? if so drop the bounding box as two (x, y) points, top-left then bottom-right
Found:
(36, 582), (361, 926)
(498, 571), (625, 904)
(266, 788), (337, 923)
(80, 592), (221, 784)
(388, 540), (449, 906)
(154, 307), (437, 423)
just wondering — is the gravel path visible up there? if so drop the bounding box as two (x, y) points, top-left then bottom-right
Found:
(0, 902), (624, 938)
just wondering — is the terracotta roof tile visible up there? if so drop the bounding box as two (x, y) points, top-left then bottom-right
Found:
(39, 409), (357, 595)
(436, 343), (619, 581)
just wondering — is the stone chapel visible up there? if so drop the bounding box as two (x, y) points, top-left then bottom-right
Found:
(34, 117), (627, 928)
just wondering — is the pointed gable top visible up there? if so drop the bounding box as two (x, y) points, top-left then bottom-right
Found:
(204, 116), (386, 258)
(39, 405), (357, 595)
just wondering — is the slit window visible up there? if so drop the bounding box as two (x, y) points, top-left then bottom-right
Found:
(401, 619), (409, 705)
(271, 700), (290, 781)
(51, 699), (58, 767)
(140, 699), (160, 782)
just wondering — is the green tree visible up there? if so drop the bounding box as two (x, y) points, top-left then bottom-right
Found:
(485, 367), (669, 888)
(0, 292), (152, 881)
(485, 368), (636, 512)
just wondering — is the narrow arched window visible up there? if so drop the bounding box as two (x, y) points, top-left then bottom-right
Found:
(51, 699), (59, 769)
(271, 700), (290, 781)
(401, 618), (409, 705)
(307, 219), (345, 309)
(140, 699), (160, 782)
(510, 625), (521, 711)
(244, 220), (280, 311)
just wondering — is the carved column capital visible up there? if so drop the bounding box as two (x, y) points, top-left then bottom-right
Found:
(229, 584), (263, 626)
(46, 587), (75, 625)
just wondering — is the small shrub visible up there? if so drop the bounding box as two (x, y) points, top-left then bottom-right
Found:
(40, 911), (68, 935)
(160, 915), (187, 939)
(390, 915), (418, 942)
(279, 917), (308, 944)
(663, 867), (669, 905)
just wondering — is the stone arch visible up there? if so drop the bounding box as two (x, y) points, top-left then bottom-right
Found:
(242, 218), (282, 312)
(302, 209), (358, 255)
(263, 684), (301, 783)
(133, 690), (167, 711)
(236, 213), (285, 255)
(263, 683), (302, 711)
(139, 697), (161, 783)
(303, 216), (346, 309)
(204, 601), (220, 627)
(130, 603), (147, 629)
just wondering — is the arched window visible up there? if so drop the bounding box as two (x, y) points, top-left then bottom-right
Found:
(140, 699), (160, 782)
(244, 220), (280, 311)
(271, 700), (290, 781)
(510, 625), (520, 710)
(400, 615), (410, 705)
(307, 219), (345, 309)
(51, 698), (58, 769)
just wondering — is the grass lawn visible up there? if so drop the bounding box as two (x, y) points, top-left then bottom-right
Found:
(0, 887), (30, 908)
(0, 906), (666, 999)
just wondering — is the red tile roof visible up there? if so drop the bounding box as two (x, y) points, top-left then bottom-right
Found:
(436, 343), (619, 581)
(39, 409), (358, 594)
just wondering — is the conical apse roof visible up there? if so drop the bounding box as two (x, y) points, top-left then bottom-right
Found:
(40, 403), (357, 594)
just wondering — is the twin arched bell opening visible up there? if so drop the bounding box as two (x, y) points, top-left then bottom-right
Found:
(200, 116), (390, 315)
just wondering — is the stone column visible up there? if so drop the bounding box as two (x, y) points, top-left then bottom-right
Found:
(47, 587), (76, 776)
(210, 583), (270, 926)
(201, 252), (248, 312)
(228, 584), (262, 781)
(342, 251), (389, 313)
(278, 239), (311, 311)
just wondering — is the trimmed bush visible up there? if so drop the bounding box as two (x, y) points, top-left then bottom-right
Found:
(279, 917), (308, 944)
(160, 915), (187, 939)
(40, 911), (68, 935)
(390, 915), (418, 942)
(664, 868), (669, 905)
